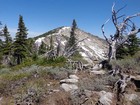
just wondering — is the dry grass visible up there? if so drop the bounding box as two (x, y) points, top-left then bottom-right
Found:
(111, 51), (140, 75)
(0, 65), (70, 104)
(42, 91), (72, 105)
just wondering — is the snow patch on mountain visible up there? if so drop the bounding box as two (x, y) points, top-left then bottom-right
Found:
(79, 52), (93, 63)
(57, 27), (71, 35)
(89, 45), (106, 59)
(87, 38), (91, 42)
(62, 27), (71, 30)
(61, 40), (66, 45)
(35, 37), (45, 47)
(81, 46), (90, 52)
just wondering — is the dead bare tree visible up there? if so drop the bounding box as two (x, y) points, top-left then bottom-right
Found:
(63, 37), (88, 58)
(102, 3), (140, 62)
(56, 35), (62, 57)
(45, 34), (88, 60)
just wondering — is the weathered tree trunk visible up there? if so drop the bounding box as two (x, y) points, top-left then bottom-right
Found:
(56, 35), (61, 57)
(17, 56), (20, 65)
(108, 40), (117, 62)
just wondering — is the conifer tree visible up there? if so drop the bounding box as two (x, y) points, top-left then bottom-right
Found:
(116, 34), (140, 59)
(0, 25), (13, 65)
(0, 22), (3, 47)
(13, 15), (28, 65)
(65, 19), (77, 52)
(38, 41), (46, 55)
(0, 35), (3, 49)
(0, 39), (2, 48)
(26, 38), (35, 55)
(117, 25), (140, 59)
(2, 25), (12, 55)
(116, 44), (129, 59)
(0, 23), (3, 62)
(127, 34), (140, 56)
(3, 25), (12, 44)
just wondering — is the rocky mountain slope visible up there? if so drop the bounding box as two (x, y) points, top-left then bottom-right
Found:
(35, 26), (108, 63)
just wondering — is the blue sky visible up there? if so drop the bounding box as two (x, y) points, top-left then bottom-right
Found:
(0, 0), (140, 38)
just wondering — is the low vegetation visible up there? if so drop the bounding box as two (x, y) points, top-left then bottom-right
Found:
(111, 51), (140, 73)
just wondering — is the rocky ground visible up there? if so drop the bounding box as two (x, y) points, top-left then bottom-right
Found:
(0, 63), (140, 105)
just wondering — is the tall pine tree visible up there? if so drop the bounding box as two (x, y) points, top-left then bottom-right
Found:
(0, 22), (3, 62)
(13, 15), (28, 65)
(0, 22), (3, 48)
(0, 25), (13, 65)
(2, 25), (12, 55)
(65, 19), (77, 53)
(3, 25), (12, 44)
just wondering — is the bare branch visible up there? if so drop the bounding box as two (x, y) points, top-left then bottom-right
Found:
(117, 14), (125, 19)
(117, 36), (128, 48)
(101, 19), (110, 44)
(125, 13), (140, 20)
(128, 29), (140, 36)
(112, 3), (118, 27)
(116, 5), (127, 14)
(66, 47), (79, 58)
(64, 37), (89, 57)
(112, 2), (115, 13)
(125, 21), (134, 28)
(120, 13), (140, 31)
(82, 50), (95, 61)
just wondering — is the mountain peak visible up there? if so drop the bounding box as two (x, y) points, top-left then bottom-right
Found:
(34, 27), (108, 63)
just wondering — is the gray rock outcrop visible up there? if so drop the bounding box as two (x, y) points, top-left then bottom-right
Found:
(60, 74), (79, 92)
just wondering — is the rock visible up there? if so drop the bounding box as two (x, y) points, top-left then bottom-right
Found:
(90, 70), (105, 75)
(84, 89), (94, 97)
(125, 94), (139, 101)
(69, 75), (79, 80)
(0, 97), (3, 104)
(83, 64), (92, 70)
(47, 82), (53, 87)
(60, 79), (78, 84)
(92, 64), (101, 70)
(70, 89), (88, 105)
(60, 83), (78, 92)
(135, 75), (140, 79)
(48, 89), (60, 94)
(53, 89), (60, 92)
(98, 91), (113, 105)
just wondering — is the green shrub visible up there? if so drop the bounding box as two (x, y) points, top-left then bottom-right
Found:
(32, 53), (38, 61)
(36, 56), (66, 67)
(46, 67), (70, 80)
(11, 58), (35, 71)
(0, 68), (11, 74)
(1, 72), (30, 82)
(79, 76), (107, 91)
(70, 52), (87, 63)
(111, 52), (140, 73)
